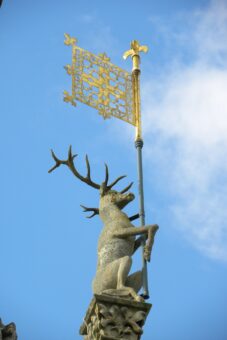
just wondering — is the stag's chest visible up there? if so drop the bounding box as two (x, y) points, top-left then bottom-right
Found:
(97, 224), (135, 267)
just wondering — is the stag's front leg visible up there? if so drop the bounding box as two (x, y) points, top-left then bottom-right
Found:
(143, 226), (158, 262)
(114, 224), (159, 262)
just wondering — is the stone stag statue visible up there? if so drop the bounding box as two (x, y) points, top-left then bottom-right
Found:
(49, 146), (158, 302)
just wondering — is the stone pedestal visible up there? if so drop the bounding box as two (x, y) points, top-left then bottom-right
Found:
(80, 294), (152, 340)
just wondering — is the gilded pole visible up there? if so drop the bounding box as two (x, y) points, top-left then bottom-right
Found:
(123, 40), (149, 298)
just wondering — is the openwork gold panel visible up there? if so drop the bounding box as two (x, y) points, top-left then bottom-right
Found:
(63, 34), (135, 126)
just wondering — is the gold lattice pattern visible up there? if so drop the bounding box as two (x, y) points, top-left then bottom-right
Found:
(63, 34), (135, 126)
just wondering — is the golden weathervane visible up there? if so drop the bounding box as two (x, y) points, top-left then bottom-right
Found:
(63, 34), (150, 298)
(63, 33), (148, 139)
(64, 33), (135, 126)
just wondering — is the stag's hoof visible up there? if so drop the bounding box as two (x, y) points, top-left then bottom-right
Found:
(143, 246), (151, 262)
(135, 295), (145, 302)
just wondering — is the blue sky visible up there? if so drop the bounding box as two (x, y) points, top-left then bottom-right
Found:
(1, 0), (227, 339)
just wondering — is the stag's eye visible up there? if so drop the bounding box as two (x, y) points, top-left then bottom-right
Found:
(110, 193), (117, 202)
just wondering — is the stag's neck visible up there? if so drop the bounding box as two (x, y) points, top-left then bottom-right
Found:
(99, 204), (129, 225)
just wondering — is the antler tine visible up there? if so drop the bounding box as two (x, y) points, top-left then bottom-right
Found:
(48, 149), (68, 173)
(49, 145), (100, 190)
(84, 154), (100, 189)
(85, 155), (91, 179)
(80, 205), (99, 218)
(68, 145), (77, 161)
(104, 163), (109, 187)
(120, 182), (133, 194)
(107, 175), (127, 190)
(66, 146), (100, 189)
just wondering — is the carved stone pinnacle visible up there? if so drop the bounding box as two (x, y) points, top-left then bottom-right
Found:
(80, 294), (152, 340)
(0, 319), (17, 340)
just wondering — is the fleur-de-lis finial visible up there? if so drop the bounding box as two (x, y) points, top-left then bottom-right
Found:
(123, 40), (148, 60)
(123, 40), (148, 139)
(64, 33), (77, 46)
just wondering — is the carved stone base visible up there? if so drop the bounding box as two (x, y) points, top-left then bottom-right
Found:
(80, 294), (152, 340)
(0, 319), (17, 340)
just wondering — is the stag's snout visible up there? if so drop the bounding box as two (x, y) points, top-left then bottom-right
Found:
(125, 192), (135, 201)
(116, 191), (135, 209)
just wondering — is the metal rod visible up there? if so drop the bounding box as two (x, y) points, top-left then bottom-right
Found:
(135, 138), (149, 299)
(132, 61), (149, 299)
(123, 40), (149, 299)
(129, 213), (140, 222)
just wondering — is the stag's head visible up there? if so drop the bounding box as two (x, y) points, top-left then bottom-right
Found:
(48, 146), (134, 218)
(99, 185), (134, 212)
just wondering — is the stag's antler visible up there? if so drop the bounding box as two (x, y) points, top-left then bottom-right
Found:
(101, 164), (133, 194)
(120, 182), (133, 194)
(49, 146), (133, 194)
(48, 145), (100, 190)
(80, 205), (99, 218)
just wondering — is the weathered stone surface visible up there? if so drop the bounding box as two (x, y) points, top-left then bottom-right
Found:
(80, 294), (151, 340)
(0, 319), (17, 340)
(92, 189), (158, 302)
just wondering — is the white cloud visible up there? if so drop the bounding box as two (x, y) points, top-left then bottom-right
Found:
(194, 0), (227, 66)
(143, 0), (227, 261)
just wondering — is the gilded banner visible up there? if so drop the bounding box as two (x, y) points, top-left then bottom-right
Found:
(63, 34), (135, 126)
